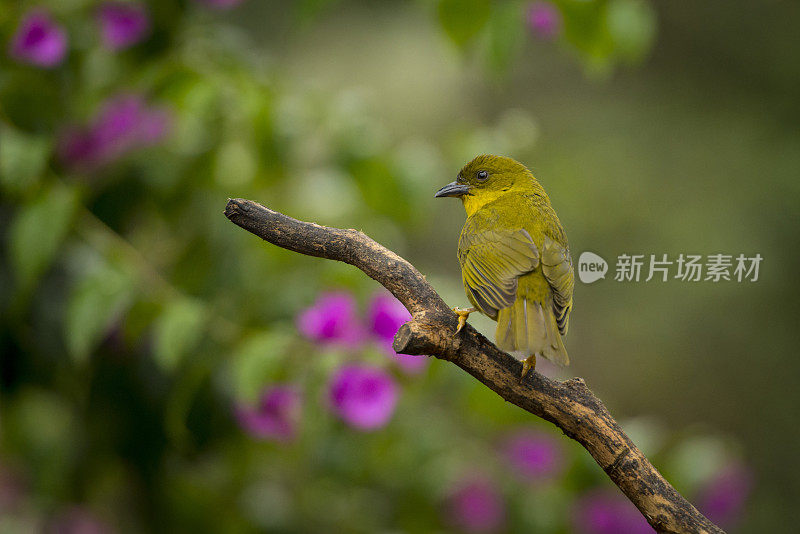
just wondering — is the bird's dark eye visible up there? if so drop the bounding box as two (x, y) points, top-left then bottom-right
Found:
(476, 170), (489, 181)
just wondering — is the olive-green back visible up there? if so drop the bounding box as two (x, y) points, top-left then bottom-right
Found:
(457, 191), (573, 363)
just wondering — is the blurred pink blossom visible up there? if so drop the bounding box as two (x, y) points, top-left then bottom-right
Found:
(444, 477), (506, 533)
(696, 462), (752, 529)
(296, 292), (367, 350)
(8, 9), (67, 68)
(328, 364), (398, 431)
(367, 292), (427, 373)
(48, 507), (112, 534)
(58, 94), (171, 170)
(527, 2), (562, 40)
(97, 2), (151, 51)
(573, 489), (651, 534)
(504, 429), (564, 481)
(235, 385), (302, 442)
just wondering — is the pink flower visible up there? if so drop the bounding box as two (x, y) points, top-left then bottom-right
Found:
(328, 364), (398, 431)
(296, 292), (366, 350)
(235, 385), (302, 442)
(573, 489), (651, 534)
(504, 429), (564, 481)
(367, 292), (428, 374)
(58, 94), (171, 170)
(444, 477), (506, 533)
(48, 506), (112, 534)
(8, 9), (68, 68)
(97, 2), (151, 51)
(695, 462), (752, 529)
(527, 2), (562, 40)
(92, 94), (168, 149)
(195, 0), (246, 9)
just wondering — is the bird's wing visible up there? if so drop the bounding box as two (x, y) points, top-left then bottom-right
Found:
(541, 235), (574, 335)
(458, 229), (540, 320)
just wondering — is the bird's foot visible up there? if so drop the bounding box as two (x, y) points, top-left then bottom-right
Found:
(520, 354), (537, 383)
(452, 307), (477, 335)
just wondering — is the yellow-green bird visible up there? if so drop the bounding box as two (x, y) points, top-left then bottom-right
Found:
(435, 154), (574, 379)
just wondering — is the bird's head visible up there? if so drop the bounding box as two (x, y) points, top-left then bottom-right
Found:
(435, 154), (544, 217)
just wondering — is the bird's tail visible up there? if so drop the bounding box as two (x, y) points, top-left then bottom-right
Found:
(495, 297), (569, 366)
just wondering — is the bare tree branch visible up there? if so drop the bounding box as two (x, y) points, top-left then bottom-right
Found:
(224, 198), (724, 534)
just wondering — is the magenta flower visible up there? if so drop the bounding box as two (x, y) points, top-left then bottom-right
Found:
(328, 364), (398, 431)
(97, 2), (151, 51)
(48, 506), (111, 534)
(444, 477), (506, 533)
(297, 292), (366, 350)
(195, 0), (246, 9)
(573, 489), (651, 534)
(91, 94), (169, 149)
(235, 385), (302, 442)
(504, 429), (564, 481)
(58, 94), (171, 170)
(695, 462), (752, 529)
(58, 127), (100, 170)
(526, 2), (562, 40)
(367, 292), (427, 373)
(8, 9), (67, 68)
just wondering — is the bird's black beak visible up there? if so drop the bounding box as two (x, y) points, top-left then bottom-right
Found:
(434, 181), (470, 198)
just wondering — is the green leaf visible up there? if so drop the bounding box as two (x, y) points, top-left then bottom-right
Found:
(560, 0), (615, 73)
(123, 298), (161, 347)
(438, 0), (491, 49)
(485, 2), (525, 74)
(3, 388), (76, 458)
(2, 389), (78, 492)
(153, 299), (208, 372)
(295, 0), (342, 26)
(0, 123), (51, 195)
(8, 184), (78, 294)
(348, 157), (411, 222)
(606, 0), (657, 63)
(65, 264), (136, 364)
(229, 329), (293, 401)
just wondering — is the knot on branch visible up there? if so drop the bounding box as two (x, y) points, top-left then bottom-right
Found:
(393, 320), (452, 359)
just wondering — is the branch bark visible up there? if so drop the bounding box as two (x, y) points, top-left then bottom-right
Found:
(224, 198), (724, 534)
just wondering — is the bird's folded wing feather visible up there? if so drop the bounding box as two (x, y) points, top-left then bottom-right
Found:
(457, 229), (540, 320)
(541, 235), (574, 335)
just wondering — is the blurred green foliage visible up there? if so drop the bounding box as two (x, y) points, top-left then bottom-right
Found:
(1, 0), (797, 532)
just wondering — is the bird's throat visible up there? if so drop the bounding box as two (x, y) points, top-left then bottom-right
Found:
(461, 190), (507, 217)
